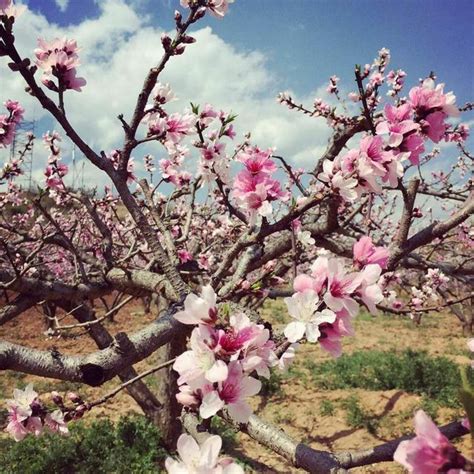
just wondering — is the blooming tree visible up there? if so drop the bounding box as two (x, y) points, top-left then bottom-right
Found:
(0, 0), (473, 471)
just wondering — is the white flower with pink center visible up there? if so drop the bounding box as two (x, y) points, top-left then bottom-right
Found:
(199, 362), (261, 423)
(174, 285), (217, 325)
(173, 326), (228, 385)
(165, 433), (243, 474)
(323, 258), (360, 317)
(284, 289), (337, 343)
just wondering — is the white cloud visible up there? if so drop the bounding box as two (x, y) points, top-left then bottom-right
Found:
(0, 0), (331, 188)
(55, 0), (69, 13)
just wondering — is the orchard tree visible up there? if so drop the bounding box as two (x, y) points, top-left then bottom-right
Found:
(0, 0), (473, 472)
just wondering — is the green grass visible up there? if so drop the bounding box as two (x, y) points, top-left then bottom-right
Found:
(319, 399), (336, 417)
(0, 416), (167, 474)
(304, 349), (468, 408)
(341, 395), (379, 434)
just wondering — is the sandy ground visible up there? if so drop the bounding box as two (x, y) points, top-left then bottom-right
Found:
(0, 297), (471, 473)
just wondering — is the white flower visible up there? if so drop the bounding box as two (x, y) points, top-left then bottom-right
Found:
(174, 285), (217, 325)
(297, 230), (315, 247)
(165, 433), (243, 474)
(284, 290), (337, 343)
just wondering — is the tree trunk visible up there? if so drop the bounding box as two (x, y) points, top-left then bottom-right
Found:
(60, 302), (164, 426)
(153, 333), (187, 448)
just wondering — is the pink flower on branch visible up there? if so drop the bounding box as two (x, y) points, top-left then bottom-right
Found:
(353, 236), (389, 269)
(35, 37), (86, 93)
(0, 100), (24, 148)
(394, 410), (467, 473)
(199, 361), (261, 422)
(173, 285), (218, 325)
(180, 0), (235, 18)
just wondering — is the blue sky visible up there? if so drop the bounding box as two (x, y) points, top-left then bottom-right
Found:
(24, 0), (474, 101)
(2, 0), (473, 189)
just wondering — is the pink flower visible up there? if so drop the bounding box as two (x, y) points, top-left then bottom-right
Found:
(353, 236), (389, 269)
(238, 148), (277, 175)
(153, 82), (175, 105)
(318, 309), (354, 358)
(393, 410), (466, 473)
(221, 313), (276, 378)
(173, 325), (228, 385)
(207, 0), (235, 18)
(35, 38), (86, 93)
(353, 264), (384, 314)
(44, 410), (69, 435)
(178, 249), (193, 263)
(165, 113), (196, 144)
(174, 285), (217, 325)
(200, 362), (261, 422)
(5, 406), (30, 441)
(0, 0), (12, 11)
(5, 384), (44, 442)
(323, 259), (360, 317)
(165, 433), (243, 474)
(0, 1), (26, 17)
(0, 100), (24, 148)
(318, 160), (358, 202)
(409, 78), (458, 118)
(422, 111), (447, 143)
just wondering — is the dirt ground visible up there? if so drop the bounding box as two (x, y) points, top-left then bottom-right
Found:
(0, 297), (471, 473)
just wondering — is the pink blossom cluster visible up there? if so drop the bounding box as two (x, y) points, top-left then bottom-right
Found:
(0, 157), (23, 182)
(43, 131), (68, 190)
(159, 153), (192, 187)
(172, 285), (278, 422)
(0, 99), (24, 148)
(386, 69), (407, 97)
(5, 384), (69, 442)
(165, 433), (243, 474)
(146, 108), (196, 153)
(326, 75), (340, 94)
(34, 38), (86, 93)
(196, 104), (235, 183)
(446, 123), (470, 143)
(318, 135), (404, 202)
(232, 147), (288, 223)
(394, 410), (467, 473)
(409, 269), (449, 310)
(284, 237), (386, 357)
(425, 268), (450, 289)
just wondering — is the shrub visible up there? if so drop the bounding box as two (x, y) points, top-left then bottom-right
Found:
(306, 349), (467, 407)
(319, 399), (335, 417)
(341, 395), (379, 434)
(0, 416), (167, 474)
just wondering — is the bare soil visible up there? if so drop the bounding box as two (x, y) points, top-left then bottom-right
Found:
(0, 298), (471, 473)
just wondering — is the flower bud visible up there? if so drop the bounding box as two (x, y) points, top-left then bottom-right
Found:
(173, 45), (186, 56)
(67, 392), (82, 404)
(174, 10), (182, 27)
(181, 35), (196, 44)
(51, 391), (63, 405)
(161, 34), (172, 52)
(194, 7), (206, 20)
(74, 404), (87, 418)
